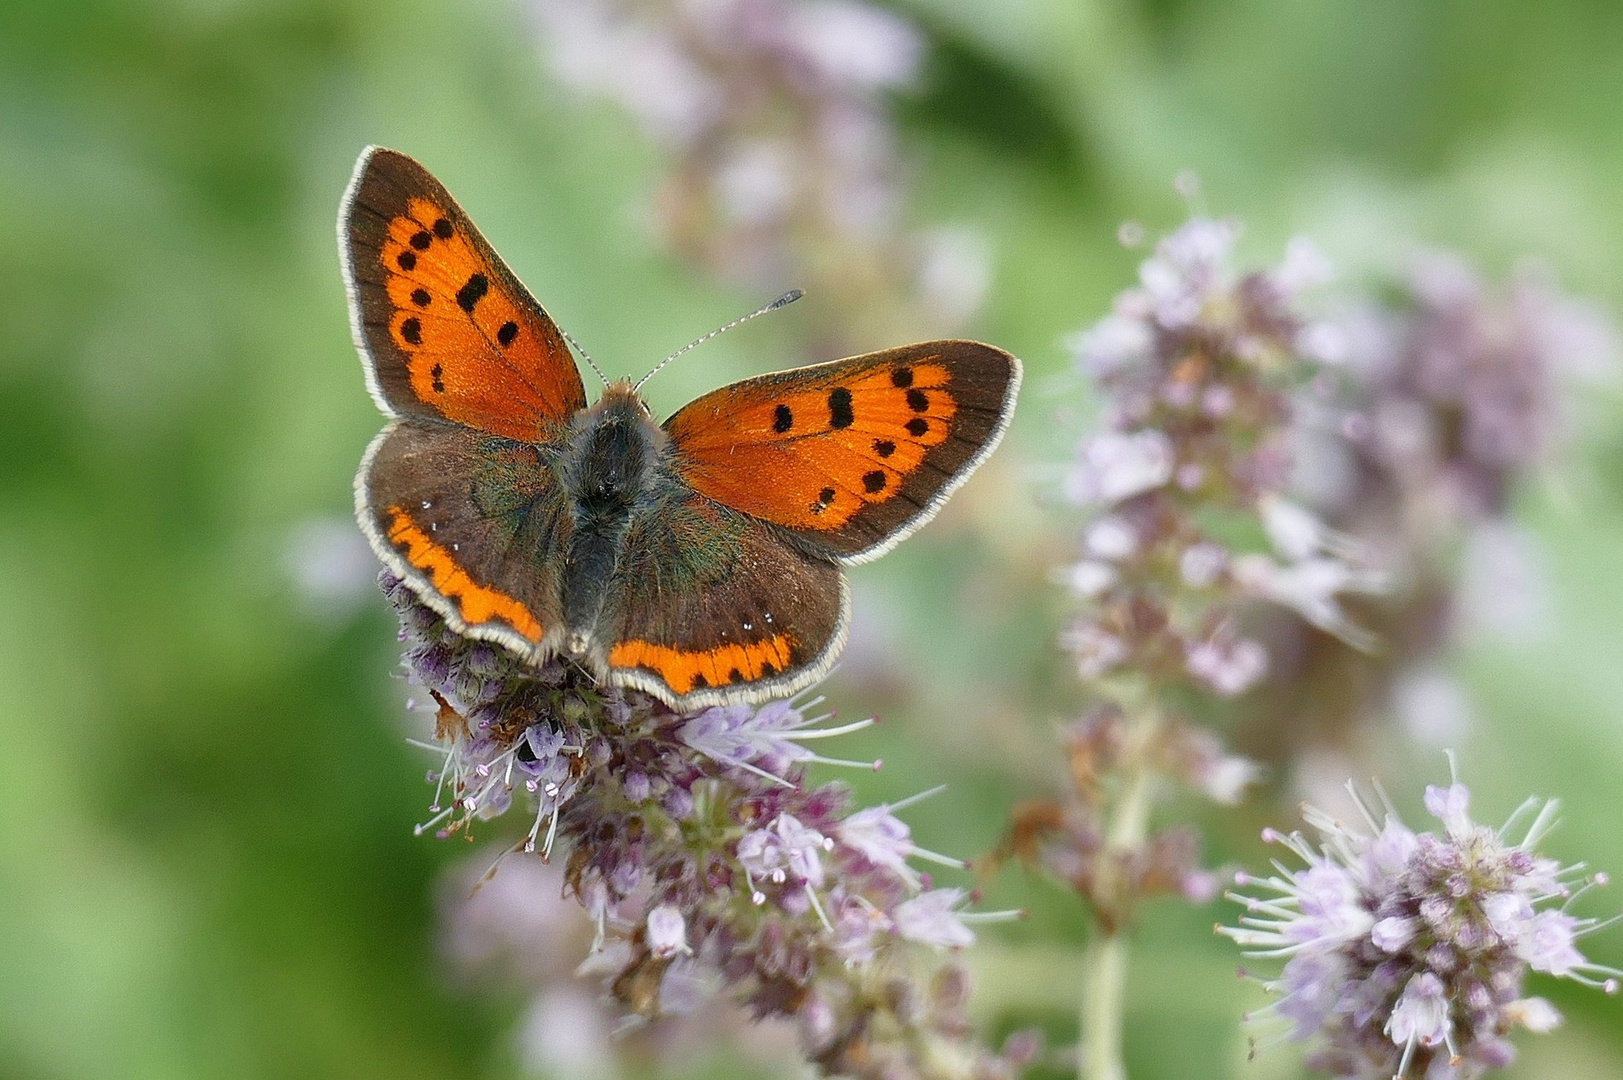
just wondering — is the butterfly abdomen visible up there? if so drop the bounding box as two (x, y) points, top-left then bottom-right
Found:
(558, 390), (663, 653)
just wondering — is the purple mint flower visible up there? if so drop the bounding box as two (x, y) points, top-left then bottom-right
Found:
(1060, 211), (1385, 706)
(738, 813), (833, 902)
(680, 698), (876, 782)
(1231, 552), (1387, 651)
(527, 0), (986, 337)
(1185, 633), (1269, 699)
(1136, 216), (1239, 329)
(837, 805), (915, 879)
(1385, 972), (1453, 1072)
(645, 904), (692, 959)
(829, 891), (889, 965)
(1066, 429), (1175, 506)
(1072, 311), (1154, 379)
(1224, 764), (1619, 1078)
(1422, 781), (1473, 839)
(837, 796), (965, 886)
(1518, 910), (1586, 976)
(384, 533), (1028, 1080)
(892, 888), (976, 949)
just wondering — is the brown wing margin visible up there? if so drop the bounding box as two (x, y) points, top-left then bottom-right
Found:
(339, 146), (588, 441)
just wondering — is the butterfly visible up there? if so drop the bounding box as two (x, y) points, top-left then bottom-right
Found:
(340, 147), (1021, 709)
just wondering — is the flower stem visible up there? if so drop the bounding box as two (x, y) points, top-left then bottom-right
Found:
(1080, 929), (1127, 1080)
(1079, 703), (1160, 1080)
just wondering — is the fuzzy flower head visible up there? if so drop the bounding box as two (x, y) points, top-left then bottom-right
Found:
(1222, 765), (1618, 1079)
(1060, 213), (1384, 718)
(379, 570), (1032, 1080)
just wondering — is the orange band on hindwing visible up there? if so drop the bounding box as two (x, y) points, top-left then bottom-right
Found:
(609, 635), (798, 695)
(385, 505), (545, 642)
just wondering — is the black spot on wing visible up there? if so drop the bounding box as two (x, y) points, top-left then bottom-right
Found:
(396, 250), (417, 271)
(497, 321), (519, 347)
(891, 367), (913, 388)
(410, 230), (433, 250)
(433, 217), (454, 239)
(906, 388), (929, 413)
(905, 418), (928, 437)
(410, 288), (431, 307)
(400, 317), (422, 345)
(828, 388), (854, 429)
(456, 273), (489, 313)
(862, 470), (887, 493)
(773, 404), (793, 433)
(873, 439), (896, 457)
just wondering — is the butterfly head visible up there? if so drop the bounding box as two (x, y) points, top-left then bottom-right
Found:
(580, 381), (658, 446)
(595, 378), (654, 418)
(563, 381), (665, 517)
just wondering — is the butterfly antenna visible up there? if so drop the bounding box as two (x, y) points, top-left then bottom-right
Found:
(561, 327), (611, 389)
(634, 289), (803, 391)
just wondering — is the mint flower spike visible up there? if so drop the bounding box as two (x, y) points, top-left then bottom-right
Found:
(1221, 763), (1620, 1079)
(382, 572), (1032, 1080)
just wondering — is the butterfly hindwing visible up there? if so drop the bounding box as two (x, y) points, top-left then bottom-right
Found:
(359, 418), (571, 657)
(595, 487), (849, 708)
(664, 341), (1020, 562)
(340, 147), (587, 442)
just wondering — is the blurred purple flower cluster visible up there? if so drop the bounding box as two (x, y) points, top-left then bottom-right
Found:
(1249, 252), (1618, 762)
(1314, 253), (1614, 526)
(1002, 219), (1380, 931)
(1044, 209), (1623, 1079)
(384, 570), (1032, 1079)
(1064, 218), (1380, 682)
(1223, 769), (1618, 1079)
(529, 0), (989, 338)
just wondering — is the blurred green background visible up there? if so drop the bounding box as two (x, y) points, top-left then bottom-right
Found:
(5, 1), (1623, 1078)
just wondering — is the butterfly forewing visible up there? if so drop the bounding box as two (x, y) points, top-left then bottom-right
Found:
(340, 147), (587, 441)
(360, 420), (571, 657)
(664, 342), (1020, 562)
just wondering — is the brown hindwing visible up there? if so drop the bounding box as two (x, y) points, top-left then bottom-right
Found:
(358, 418), (572, 657)
(597, 488), (849, 708)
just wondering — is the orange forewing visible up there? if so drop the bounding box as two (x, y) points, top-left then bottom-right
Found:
(341, 147), (587, 442)
(664, 342), (1020, 561)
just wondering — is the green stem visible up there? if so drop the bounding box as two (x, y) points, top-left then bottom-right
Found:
(1079, 703), (1160, 1080)
(1080, 929), (1128, 1080)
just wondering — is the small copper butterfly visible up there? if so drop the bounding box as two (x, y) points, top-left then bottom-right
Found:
(339, 147), (1021, 708)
